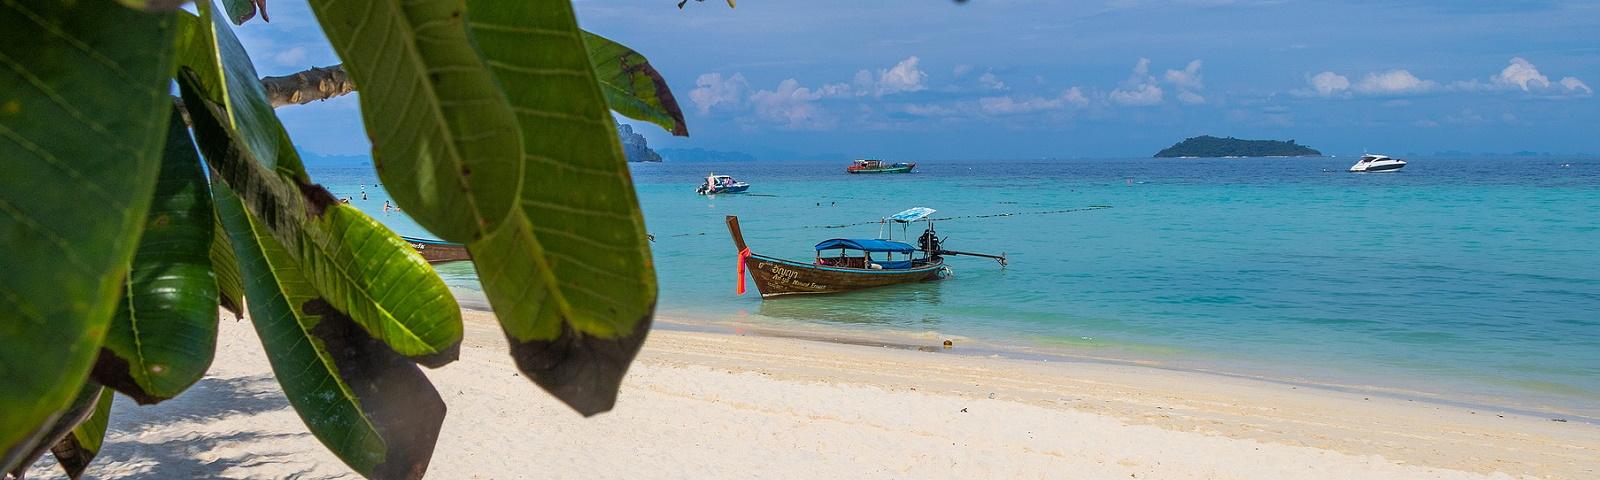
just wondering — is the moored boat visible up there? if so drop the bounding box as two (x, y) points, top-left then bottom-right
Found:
(401, 235), (471, 264)
(696, 173), (751, 194)
(726, 208), (1004, 298)
(846, 158), (916, 174)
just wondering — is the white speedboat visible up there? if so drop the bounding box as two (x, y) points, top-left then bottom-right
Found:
(695, 173), (750, 195)
(1348, 154), (1406, 172)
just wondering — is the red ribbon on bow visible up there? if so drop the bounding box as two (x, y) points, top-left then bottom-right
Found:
(736, 247), (752, 295)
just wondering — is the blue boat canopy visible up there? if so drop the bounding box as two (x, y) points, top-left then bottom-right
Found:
(814, 238), (917, 254)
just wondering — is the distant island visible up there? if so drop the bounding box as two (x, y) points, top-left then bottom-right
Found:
(1154, 135), (1322, 158)
(657, 148), (756, 162)
(615, 121), (662, 162)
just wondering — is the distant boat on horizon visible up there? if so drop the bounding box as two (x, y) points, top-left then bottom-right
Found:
(846, 158), (916, 174)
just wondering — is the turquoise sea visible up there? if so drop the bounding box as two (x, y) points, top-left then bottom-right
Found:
(313, 156), (1600, 418)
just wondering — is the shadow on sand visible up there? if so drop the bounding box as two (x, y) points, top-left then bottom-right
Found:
(24, 374), (351, 479)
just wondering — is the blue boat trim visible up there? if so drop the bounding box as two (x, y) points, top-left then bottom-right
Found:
(754, 253), (941, 274)
(814, 238), (918, 253)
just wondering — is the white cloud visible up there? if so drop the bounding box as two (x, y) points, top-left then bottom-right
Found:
(902, 103), (959, 117)
(978, 72), (1006, 91)
(1163, 60), (1204, 91)
(1457, 59), (1591, 97)
(1110, 58), (1164, 106)
(978, 87), (1088, 115)
(1305, 71), (1350, 97)
(689, 73), (749, 114)
(854, 56), (927, 97)
(1162, 59), (1205, 104)
(1493, 57), (1550, 91)
(1353, 69), (1436, 95)
(952, 64), (973, 77)
(748, 79), (849, 130)
(1560, 76), (1593, 95)
(272, 46), (307, 67)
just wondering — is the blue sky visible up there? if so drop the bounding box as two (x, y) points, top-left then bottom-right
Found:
(242, 0), (1598, 159)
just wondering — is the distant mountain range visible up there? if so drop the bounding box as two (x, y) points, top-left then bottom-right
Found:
(1155, 136), (1322, 158)
(657, 148), (755, 162)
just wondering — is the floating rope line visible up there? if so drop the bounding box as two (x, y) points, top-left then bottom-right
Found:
(647, 205), (1113, 240)
(805, 205), (1113, 229)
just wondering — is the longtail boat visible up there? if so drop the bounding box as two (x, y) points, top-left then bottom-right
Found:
(846, 158), (915, 174)
(401, 235), (470, 264)
(726, 207), (1005, 298)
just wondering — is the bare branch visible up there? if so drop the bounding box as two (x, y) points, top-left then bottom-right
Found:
(260, 64), (356, 108)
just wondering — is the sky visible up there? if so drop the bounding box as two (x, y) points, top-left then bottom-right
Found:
(240, 0), (1599, 159)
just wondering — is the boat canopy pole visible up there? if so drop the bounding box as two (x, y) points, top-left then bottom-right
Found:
(932, 248), (1008, 267)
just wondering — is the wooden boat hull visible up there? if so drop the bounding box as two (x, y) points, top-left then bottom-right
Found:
(401, 236), (471, 264)
(745, 254), (943, 297)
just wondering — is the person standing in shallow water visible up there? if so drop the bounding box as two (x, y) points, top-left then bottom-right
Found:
(383, 200), (391, 213)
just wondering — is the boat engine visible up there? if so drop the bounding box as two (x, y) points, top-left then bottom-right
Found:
(918, 225), (943, 257)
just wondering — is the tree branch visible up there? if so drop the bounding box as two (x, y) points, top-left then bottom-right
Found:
(260, 64), (355, 108)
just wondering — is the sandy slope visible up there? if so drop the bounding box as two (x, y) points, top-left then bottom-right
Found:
(23, 311), (1599, 479)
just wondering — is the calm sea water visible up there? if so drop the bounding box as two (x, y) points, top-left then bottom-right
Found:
(312, 156), (1600, 416)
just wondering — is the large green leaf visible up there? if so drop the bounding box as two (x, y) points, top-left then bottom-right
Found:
(4, 382), (105, 479)
(0, 0), (175, 468)
(214, 180), (446, 479)
(175, 5), (463, 363)
(177, 4), (305, 180)
(463, 0), (656, 415)
(50, 388), (115, 479)
(582, 31), (688, 136)
(92, 106), (220, 404)
(307, 0), (523, 242)
(179, 70), (463, 363)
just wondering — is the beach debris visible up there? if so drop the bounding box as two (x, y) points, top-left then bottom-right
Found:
(1551, 418), (1568, 423)
(943, 339), (954, 348)
(960, 408), (968, 413)
(988, 392), (996, 399)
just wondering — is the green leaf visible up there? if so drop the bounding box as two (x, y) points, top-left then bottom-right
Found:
(50, 388), (115, 480)
(178, 69), (463, 363)
(114, 0), (191, 13)
(4, 383), (105, 479)
(463, 0), (656, 415)
(583, 31), (688, 136)
(0, 0), (176, 468)
(220, 0), (267, 25)
(307, 0), (523, 243)
(214, 180), (446, 479)
(212, 211), (246, 318)
(92, 106), (220, 404)
(176, 4), (305, 180)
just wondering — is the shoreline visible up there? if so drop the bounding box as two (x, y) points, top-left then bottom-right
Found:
(649, 312), (1600, 424)
(25, 309), (1598, 479)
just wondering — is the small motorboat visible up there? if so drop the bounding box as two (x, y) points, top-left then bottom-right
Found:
(696, 173), (750, 195)
(846, 158), (916, 174)
(1348, 154), (1406, 172)
(726, 207), (1005, 298)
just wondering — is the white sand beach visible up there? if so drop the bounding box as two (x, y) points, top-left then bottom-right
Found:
(24, 311), (1600, 479)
